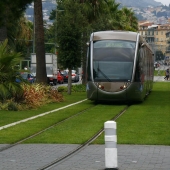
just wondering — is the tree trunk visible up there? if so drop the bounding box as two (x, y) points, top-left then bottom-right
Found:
(67, 69), (72, 95)
(34, 0), (47, 83)
(0, 26), (7, 42)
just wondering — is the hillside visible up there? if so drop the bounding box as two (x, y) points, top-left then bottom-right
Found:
(116, 0), (162, 8)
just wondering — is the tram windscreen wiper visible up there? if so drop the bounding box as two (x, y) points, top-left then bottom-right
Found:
(97, 66), (112, 82)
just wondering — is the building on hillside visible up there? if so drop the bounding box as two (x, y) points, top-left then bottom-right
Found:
(165, 31), (170, 65)
(138, 22), (170, 61)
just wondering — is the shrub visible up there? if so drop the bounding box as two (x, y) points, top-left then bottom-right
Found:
(21, 83), (64, 109)
(71, 84), (86, 92)
(57, 86), (67, 92)
(0, 83), (64, 111)
(57, 84), (86, 92)
(0, 39), (23, 103)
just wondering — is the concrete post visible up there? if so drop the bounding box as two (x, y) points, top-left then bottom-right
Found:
(104, 121), (118, 170)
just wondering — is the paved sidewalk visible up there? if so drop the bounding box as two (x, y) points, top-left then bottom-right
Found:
(0, 144), (170, 170)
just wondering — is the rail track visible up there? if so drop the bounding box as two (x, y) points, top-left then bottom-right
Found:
(0, 104), (97, 152)
(0, 101), (130, 170)
(37, 105), (130, 170)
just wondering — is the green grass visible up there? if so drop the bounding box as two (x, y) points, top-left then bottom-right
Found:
(0, 82), (170, 145)
(93, 82), (170, 145)
(0, 101), (126, 143)
(23, 105), (126, 144)
(0, 92), (86, 126)
(154, 69), (165, 76)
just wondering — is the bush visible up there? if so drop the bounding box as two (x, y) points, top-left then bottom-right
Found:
(57, 86), (67, 92)
(57, 84), (86, 92)
(0, 83), (64, 111)
(21, 83), (64, 109)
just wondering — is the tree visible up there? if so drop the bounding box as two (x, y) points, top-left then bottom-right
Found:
(14, 15), (33, 58)
(0, 0), (33, 43)
(55, 0), (138, 88)
(34, 0), (47, 84)
(119, 7), (138, 31)
(57, 0), (88, 94)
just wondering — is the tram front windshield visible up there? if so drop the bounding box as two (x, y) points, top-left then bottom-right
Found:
(93, 40), (136, 82)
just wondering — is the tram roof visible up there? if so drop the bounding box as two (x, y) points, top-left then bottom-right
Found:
(91, 31), (139, 41)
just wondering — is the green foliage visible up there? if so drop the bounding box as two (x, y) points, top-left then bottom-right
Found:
(0, 83), (64, 111)
(0, 0), (34, 46)
(0, 39), (24, 102)
(57, 86), (67, 92)
(71, 84), (86, 92)
(57, 84), (86, 92)
(57, 0), (87, 70)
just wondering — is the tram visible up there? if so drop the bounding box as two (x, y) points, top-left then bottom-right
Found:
(86, 31), (154, 102)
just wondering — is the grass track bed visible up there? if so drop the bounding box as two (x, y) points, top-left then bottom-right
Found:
(94, 82), (170, 145)
(23, 104), (126, 144)
(1, 82), (170, 145)
(0, 100), (93, 143)
(0, 92), (86, 127)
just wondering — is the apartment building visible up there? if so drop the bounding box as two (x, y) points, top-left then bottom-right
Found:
(165, 31), (170, 64)
(138, 21), (170, 60)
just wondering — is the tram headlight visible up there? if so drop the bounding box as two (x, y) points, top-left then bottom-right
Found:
(120, 82), (130, 90)
(98, 84), (104, 89)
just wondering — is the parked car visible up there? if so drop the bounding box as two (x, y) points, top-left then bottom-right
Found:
(154, 62), (159, 68)
(57, 71), (64, 84)
(61, 70), (79, 82)
(61, 70), (68, 82)
(71, 70), (79, 82)
(16, 72), (35, 83)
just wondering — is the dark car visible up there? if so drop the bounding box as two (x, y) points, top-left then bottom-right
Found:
(61, 70), (79, 82)
(61, 70), (68, 82)
(16, 72), (35, 83)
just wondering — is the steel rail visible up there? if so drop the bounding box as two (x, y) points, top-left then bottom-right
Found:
(0, 105), (97, 152)
(37, 105), (130, 170)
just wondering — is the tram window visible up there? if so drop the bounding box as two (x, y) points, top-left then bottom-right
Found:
(93, 61), (133, 82)
(93, 48), (135, 61)
(94, 40), (135, 49)
(93, 40), (136, 62)
(92, 40), (135, 82)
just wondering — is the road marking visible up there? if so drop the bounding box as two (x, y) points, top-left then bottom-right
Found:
(0, 99), (87, 131)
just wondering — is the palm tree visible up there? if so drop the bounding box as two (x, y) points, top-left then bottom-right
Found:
(119, 7), (138, 31)
(0, 0), (33, 43)
(34, 0), (47, 83)
(0, 39), (23, 102)
(14, 16), (33, 57)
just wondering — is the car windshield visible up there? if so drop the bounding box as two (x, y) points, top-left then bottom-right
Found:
(21, 73), (28, 79)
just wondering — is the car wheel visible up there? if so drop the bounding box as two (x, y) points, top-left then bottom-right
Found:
(53, 79), (57, 85)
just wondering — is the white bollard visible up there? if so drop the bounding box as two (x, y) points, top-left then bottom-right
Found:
(104, 121), (118, 169)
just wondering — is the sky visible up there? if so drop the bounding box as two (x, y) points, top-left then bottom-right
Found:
(154, 0), (169, 6)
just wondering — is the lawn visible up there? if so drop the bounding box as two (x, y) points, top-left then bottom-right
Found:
(0, 92), (86, 127)
(93, 82), (170, 145)
(0, 82), (170, 145)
